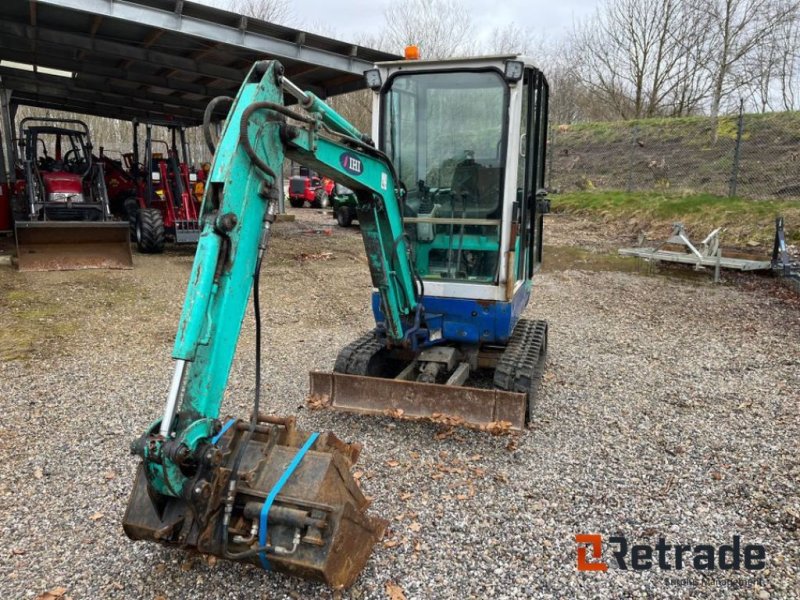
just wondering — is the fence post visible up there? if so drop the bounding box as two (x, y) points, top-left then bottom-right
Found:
(547, 125), (555, 190)
(626, 124), (639, 193)
(728, 99), (744, 198)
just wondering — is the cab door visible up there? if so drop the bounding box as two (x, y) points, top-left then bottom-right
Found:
(516, 68), (549, 282)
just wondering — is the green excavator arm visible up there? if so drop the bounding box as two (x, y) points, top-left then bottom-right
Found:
(122, 60), (413, 588)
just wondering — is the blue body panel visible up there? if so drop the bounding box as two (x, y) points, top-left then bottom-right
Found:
(371, 282), (531, 346)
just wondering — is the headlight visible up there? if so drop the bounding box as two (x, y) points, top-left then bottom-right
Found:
(364, 68), (382, 91)
(504, 60), (524, 83)
(48, 192), (84, 203)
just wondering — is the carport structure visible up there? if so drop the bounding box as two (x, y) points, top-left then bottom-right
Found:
(0, 0), (398, 188)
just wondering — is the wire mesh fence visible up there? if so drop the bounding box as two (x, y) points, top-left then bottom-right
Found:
(547, 108), (800, 200)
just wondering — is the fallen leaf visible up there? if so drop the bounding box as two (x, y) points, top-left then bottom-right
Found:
(383, 539), (400, 548)
(482, 420), (513, 435)
(399, 492), (412, 501)
(386, 460), (400, 468)
(36, 588), (67, 600)
(180, 560), (194, 572)
(103, 471), (116, 480)
(385, 580), (406, 600)
(89, 512), (104, 521)
(204, 555), (218, 567)
(394, 513), (406, 521)
(34, 467), (43, 480)
(295, 251), (333, 262)
(408, 522), (421, 533)
(154, 564), (167, 575)
(353, 470), (364, 481)
(434, 427), (454, 440)
(414, 540), (422, 553)
(154, 596), (167, 600)
(505, 437), (518, 451)
(306, 394), (330, 410)
(710, 471), (723, 481)
(11, 548), (25, 556)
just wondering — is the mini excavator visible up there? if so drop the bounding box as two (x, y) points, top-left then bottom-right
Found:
(124, 55), (550, 588)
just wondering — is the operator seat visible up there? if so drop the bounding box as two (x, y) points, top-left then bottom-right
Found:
(450, 158), (502, 219)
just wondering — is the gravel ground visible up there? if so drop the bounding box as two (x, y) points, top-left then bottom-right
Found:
(0, 210), (798, 600)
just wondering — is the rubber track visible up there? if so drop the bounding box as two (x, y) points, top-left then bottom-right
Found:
(333, 331), (384, 376)
(493, 319), (548, 399)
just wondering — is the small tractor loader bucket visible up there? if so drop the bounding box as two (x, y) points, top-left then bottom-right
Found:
(309, 371), (528, 432)
(123, 416), (387, 589)
(14, 221), (133, 272)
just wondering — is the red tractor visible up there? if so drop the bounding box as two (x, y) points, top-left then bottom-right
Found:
(11, 117), (132, 271)
(102, 121), (204, 253)
(288, 173), (334, 208)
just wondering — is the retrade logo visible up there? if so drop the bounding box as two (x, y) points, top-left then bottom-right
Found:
(575, 534), (766, 572)
(340, 153), (363, 175)
(576, 534), (608, 571)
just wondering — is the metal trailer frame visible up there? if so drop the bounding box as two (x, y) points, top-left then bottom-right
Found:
(619, 223), (771, 281)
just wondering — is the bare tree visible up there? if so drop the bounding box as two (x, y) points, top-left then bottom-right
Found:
(232, 0), (292, 25)
(383, 0), (476, 59)
(775, 15), (800, 109)
(487, 23), (535, 55)
(666, 6), (715, 117)
(570, 0), (707, 120)
(700, 0), (799, 121)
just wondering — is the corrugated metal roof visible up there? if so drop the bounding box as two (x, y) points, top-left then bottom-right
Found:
(0, 0), (399, 125)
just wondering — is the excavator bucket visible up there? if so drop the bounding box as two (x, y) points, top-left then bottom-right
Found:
(309, 371), (528, 432)
(14, 221), (133, 272)
(123, 416), (387, 589)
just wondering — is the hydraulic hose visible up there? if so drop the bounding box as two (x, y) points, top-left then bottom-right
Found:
(238, 102), (281, 182)
(203, 96), (234, 155)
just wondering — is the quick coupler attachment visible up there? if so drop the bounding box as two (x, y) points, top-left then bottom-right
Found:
(123, 415), (387, 589)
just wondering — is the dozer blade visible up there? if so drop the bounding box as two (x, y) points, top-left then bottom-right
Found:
(309, 371), (527, 432)
(14, 221), (133, 272)
(123, 416), (387, 589)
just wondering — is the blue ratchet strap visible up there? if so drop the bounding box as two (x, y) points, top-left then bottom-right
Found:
(211, 418), (236, 445)
(258, 432), (320, 570)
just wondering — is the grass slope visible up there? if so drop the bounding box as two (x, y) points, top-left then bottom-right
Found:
(553, 190), (800, 246)
(551, 112), (800, 200)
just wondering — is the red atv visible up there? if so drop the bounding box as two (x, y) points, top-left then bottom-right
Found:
(288, 174), (334, 208)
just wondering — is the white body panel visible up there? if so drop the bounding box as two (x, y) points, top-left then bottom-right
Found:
(370, 55), (539, 301)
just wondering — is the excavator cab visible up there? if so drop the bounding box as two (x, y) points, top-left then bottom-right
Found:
(377, 57), (548, 320)
(316, 56), (550, 430)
